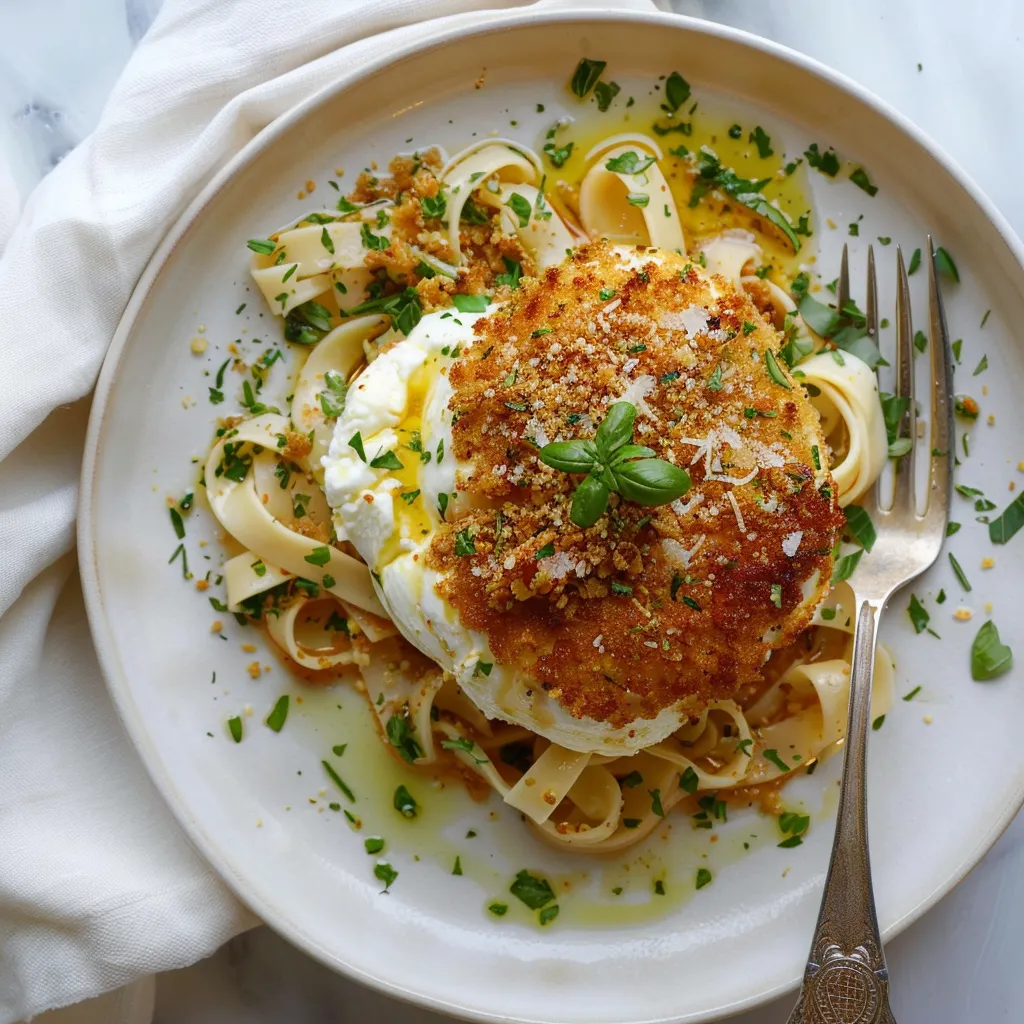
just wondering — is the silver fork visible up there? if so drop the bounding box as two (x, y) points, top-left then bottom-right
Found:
(787, 239), (954, 1024)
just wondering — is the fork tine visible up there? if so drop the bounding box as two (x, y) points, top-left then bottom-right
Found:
(837, 243), (850, 314)
(893, 246), (917, 513)
(925, 236), (955, 523)
(865, 245), (878, 340)
(864, 246), (885, 517)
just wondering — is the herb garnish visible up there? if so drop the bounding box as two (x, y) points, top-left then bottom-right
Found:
(688, 146), (801, 250)
(386, 711), (424, 764)
(594, 80), (620, 112)
(971, 621), (1013, 681)
(749, 126), (772, 157)
(452, 293), (489, 313)
(510, 869), (555, 909)
(989, 494), (1024, 545)
(849, 167), (878, 196)
(948, 552), (971, 591)
(695, 868), (713, 890)
(570, 58), (606, 98)
(843, 504), (876, 551)
(763, 748), (791, 773)
(539, 401), (690, 527)
(322, 760), (355, 802)
(374, 862), (398, 891)
(778, 811), (810, 848)
(265, 695), (289, 732)
(227, 717), (243, 743)
(934, 246), (959, 283)
(907, 594), (929, 634)
(804, 143), (840, 177)
(393, 784), (418, 818)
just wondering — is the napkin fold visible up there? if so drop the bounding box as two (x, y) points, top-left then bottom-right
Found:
(0, 0), (655, 1019)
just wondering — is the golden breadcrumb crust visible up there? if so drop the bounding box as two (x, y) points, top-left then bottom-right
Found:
(426, 242), (843, 729)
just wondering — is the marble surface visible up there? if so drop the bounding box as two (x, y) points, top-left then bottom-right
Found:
(5, 0), (1024, 1021)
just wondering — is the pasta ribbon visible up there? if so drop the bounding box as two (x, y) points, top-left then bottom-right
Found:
(579, 135), (685, 252)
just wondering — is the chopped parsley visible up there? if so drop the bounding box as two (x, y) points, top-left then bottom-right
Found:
(322, 760), (355, 802)
(803, 143), (840, 177)
(304, 545), (331, 567)
(385, 711), (424, 764)
(510, 869), (555, 909)
(749, 126), (772, 157)
(264, 695), (289, 732)
(948, 550), (972, 592)
(374, 862), (398, 891)
(908, 594), (929, 634)
(594, 80), (620, 112)
(935, 246), (959, 283)
(849, 167), (879, 196)
(370, 449), (403, 470)
(393, 784), (418, 818)
(570, 58), (606, 98)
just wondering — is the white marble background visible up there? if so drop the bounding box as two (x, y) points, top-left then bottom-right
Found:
(4, 0), (1024, 1021)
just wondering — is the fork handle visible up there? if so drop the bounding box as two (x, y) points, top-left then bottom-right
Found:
(787, 598), (896, 1024)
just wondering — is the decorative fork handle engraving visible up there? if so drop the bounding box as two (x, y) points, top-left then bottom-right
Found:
(787, 600), (896, 1024)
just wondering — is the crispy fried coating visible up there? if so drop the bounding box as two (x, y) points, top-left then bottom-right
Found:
(427, 242), (843, 729)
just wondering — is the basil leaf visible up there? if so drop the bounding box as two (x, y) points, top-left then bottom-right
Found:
(570, 474), (610, 528)
(610, 444), (656, 464)
(570, 58), (606, 98)
(843, 504), (876, 552)
(989, 494), (1024, 545)
(612, 459), (691, 506)
(594, 401), (636, 458)
(971, 620), (1012, 681)
(539, 440), (599, 474)
(798, 293), (840, 337)
(831, 548), (863, 583)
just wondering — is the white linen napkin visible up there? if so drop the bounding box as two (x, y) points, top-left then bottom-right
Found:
(0, 0), (656, 1020)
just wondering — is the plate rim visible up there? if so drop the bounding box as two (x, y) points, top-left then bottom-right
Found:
(78, 8), (1024, 1023)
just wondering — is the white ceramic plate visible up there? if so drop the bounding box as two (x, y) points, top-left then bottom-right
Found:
(80, 11), (1024, 1023)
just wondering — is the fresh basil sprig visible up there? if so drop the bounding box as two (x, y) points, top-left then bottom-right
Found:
(539, 402), (690, 527)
